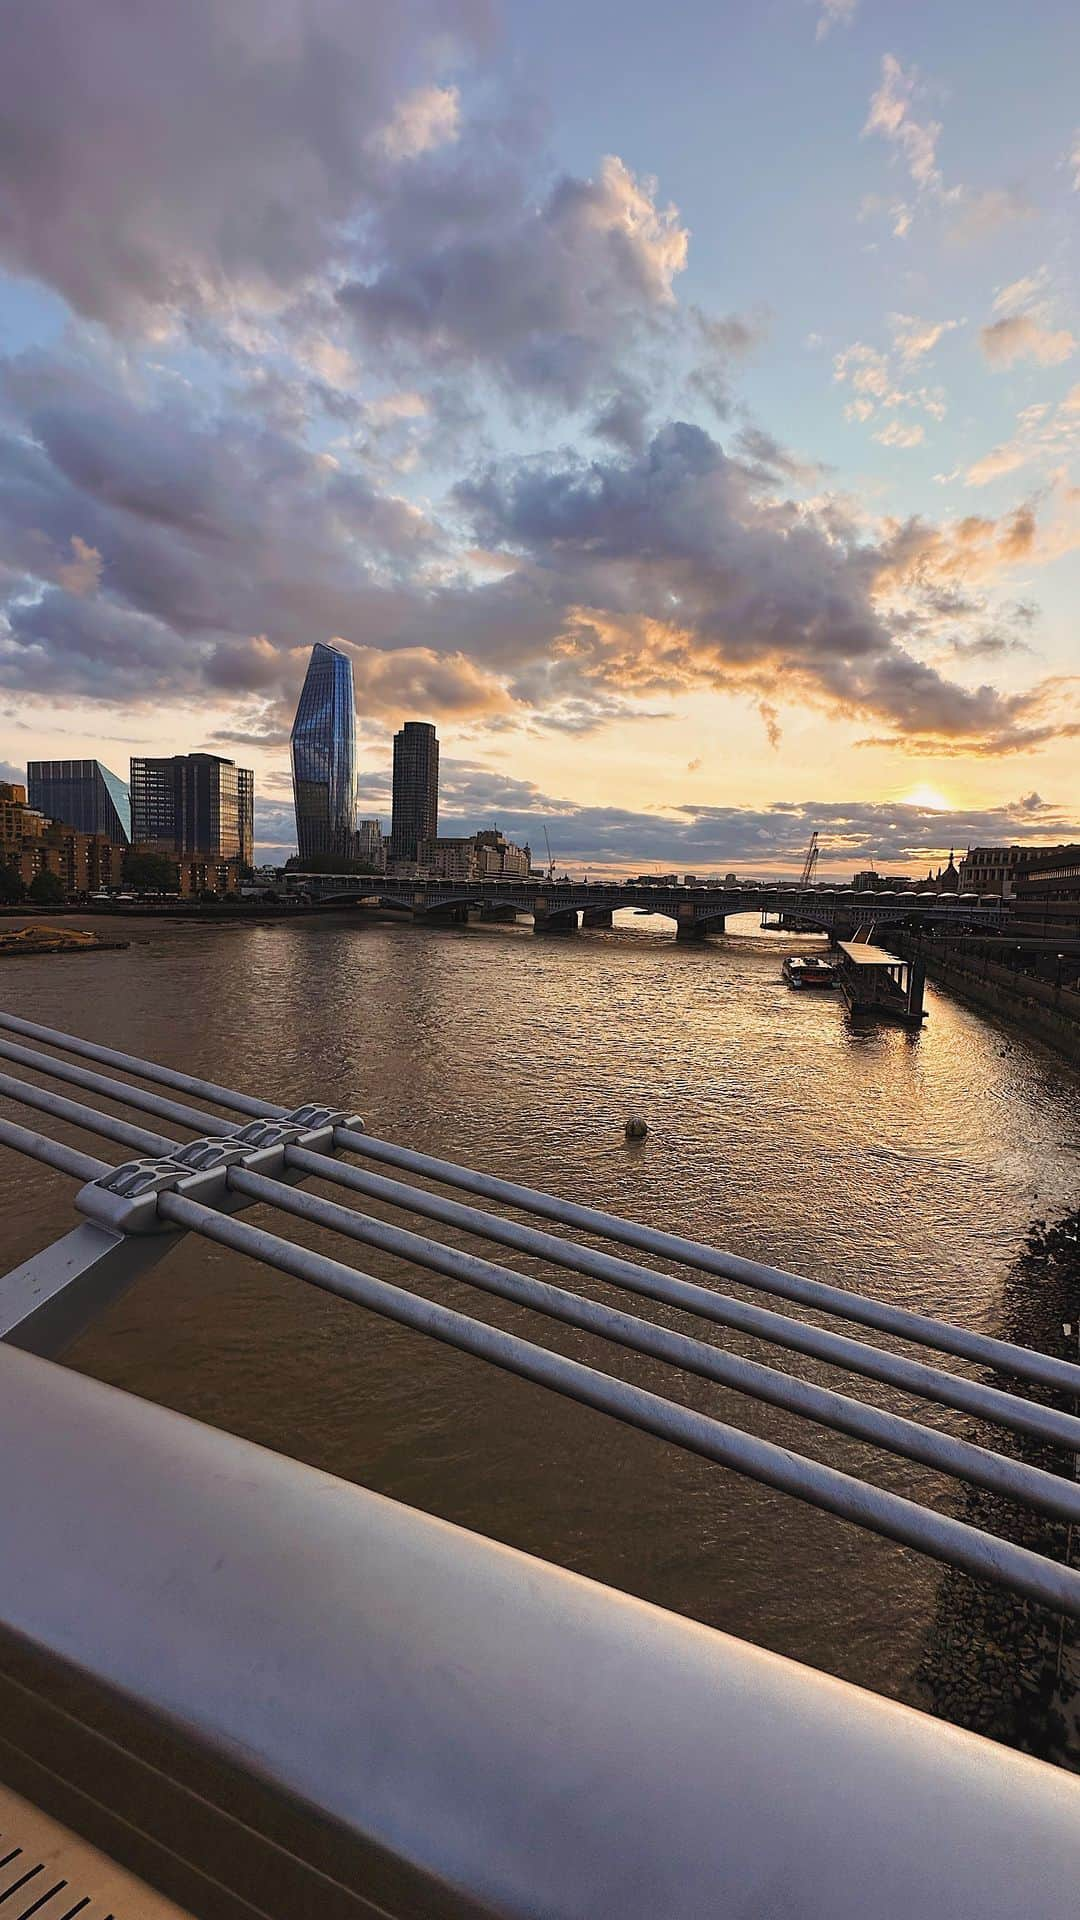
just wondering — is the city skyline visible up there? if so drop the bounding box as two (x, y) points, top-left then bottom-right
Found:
(1, 2), (1079, 875)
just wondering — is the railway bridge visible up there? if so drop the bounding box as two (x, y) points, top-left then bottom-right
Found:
(293, 874), (1009, 941)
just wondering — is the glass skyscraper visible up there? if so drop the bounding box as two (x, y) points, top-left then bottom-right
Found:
(389, 721), (439, 864)
(27, 759), (131, 844)
(290, 643), (358, 862)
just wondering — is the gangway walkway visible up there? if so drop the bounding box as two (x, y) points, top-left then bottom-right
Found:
(1, 1011), (1079, 1917)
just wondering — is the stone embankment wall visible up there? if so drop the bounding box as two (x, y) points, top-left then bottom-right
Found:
(896, 940), (1080, 1070)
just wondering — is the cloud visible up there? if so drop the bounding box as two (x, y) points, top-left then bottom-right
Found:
(456, 422), (1078, 754)
(993, 270), (1050, 314)
(963, 387), (1080, 488)
(965, 441), (1031, 486)
(834, 342), (903, 405)
(347, 644), (511, 719)
(1, 336), (1074, 762)
(252, 765), (1080, 874)
(54, 534), (103, 596)
(834, 339), (945, 429)
(979, 313), (1076, 368)
(1066, 130), (1080, 192)
(0, 0), (487, 332)
(874, 420), (925, 449)
(889, 314), (961, 362)
(945, 187), (1033, 244)
(0, 2), (693, 429)
(339, 153), (688, 407)
(862, 56), (1030, 244)
(863, 54), (941, 195)
(374, 84), (461, 163)
(815, 0), (858, 40)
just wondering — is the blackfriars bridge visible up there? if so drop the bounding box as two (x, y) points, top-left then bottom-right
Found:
(293, 873), (1009, 939)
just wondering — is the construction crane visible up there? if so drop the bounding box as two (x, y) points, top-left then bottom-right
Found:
(798, 831), (819, 891)
(543, 825), (555, 882)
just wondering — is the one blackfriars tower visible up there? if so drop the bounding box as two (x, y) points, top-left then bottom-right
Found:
(390, 722), (439, 865)
(291, 643), (359, 862)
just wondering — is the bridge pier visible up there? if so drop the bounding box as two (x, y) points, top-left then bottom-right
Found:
(422, 903), (471, 924)
(582, 907), (613, 929)
(476, 903), (519, 923)
(533, 901), (579, 935)
(676, 907), (708, 942)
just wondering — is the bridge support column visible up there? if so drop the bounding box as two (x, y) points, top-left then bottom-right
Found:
(477, 903), (519, 922)
(533, 901), (579, 935)
(582, 907), (613, 929)
(676, 906), (707, 942)
(422, 903), (470, 924)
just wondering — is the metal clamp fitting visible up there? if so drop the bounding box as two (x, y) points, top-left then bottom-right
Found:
(284, 1104), (360, 1132)
(77, 1157), (194, 1235)
(75, 1109), (367, 1235)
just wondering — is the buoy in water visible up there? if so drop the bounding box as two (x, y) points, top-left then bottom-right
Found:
(624, 1116), (648, 1141)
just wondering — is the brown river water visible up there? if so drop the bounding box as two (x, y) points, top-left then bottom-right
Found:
(1, 909), (1078, 1715)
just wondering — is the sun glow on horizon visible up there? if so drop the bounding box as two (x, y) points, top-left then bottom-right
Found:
(900, 783), (953, 812)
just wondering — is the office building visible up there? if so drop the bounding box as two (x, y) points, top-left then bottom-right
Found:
(1011, 846), (1080, 939)
(956, 845), (1069, 899)
(27, 759), (131, 845)
(356, 819), (386, 870)
(290, 643), (359, 862)
(423, 829), (530, 882)
(130, 753), (253, 864)
(389, 722), (439, 865)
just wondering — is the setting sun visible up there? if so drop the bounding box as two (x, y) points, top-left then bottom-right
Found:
(901, 784), (952, 812)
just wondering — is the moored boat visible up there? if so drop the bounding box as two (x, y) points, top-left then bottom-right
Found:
(783, 954), (836, 988)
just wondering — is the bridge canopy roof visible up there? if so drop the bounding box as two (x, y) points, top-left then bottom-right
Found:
(837, 941), (905, 967)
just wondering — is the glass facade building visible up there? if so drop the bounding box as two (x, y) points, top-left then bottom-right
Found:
(27, 759), (131, 844)
(130, 753), (253, 864)
(290, 643), (358, 862)
(389, 722), (439, 865)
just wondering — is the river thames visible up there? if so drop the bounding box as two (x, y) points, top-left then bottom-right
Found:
(2, 910), (1078, 1717)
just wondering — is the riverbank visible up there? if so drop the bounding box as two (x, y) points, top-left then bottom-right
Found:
(918, 1207), (1080, 1769)
(895, 938), (1080, 1071)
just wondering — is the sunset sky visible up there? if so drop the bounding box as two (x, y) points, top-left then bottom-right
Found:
(0, 0), (1078, 873)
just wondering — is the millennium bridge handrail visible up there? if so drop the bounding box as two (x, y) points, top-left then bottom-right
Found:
(2, 1344), (1079, 1920)
(3, 1013), (1080, 1910)
(3, 1010), (1080, 1603)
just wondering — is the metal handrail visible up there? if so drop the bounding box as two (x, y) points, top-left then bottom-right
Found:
(5, 1017), (1080, 1913)
(3, 1345), (1078, 1920)
(0, 1029), (1079, 1613)
(7, 1027), (1080, 1454)
(3, 1006), (1076, 1394)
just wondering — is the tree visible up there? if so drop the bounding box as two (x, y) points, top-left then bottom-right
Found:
(0, 867), (26, 904)
(285, 852), (382, 875)
(28, 869), (66, 905)
(123, 850), (179, 893)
